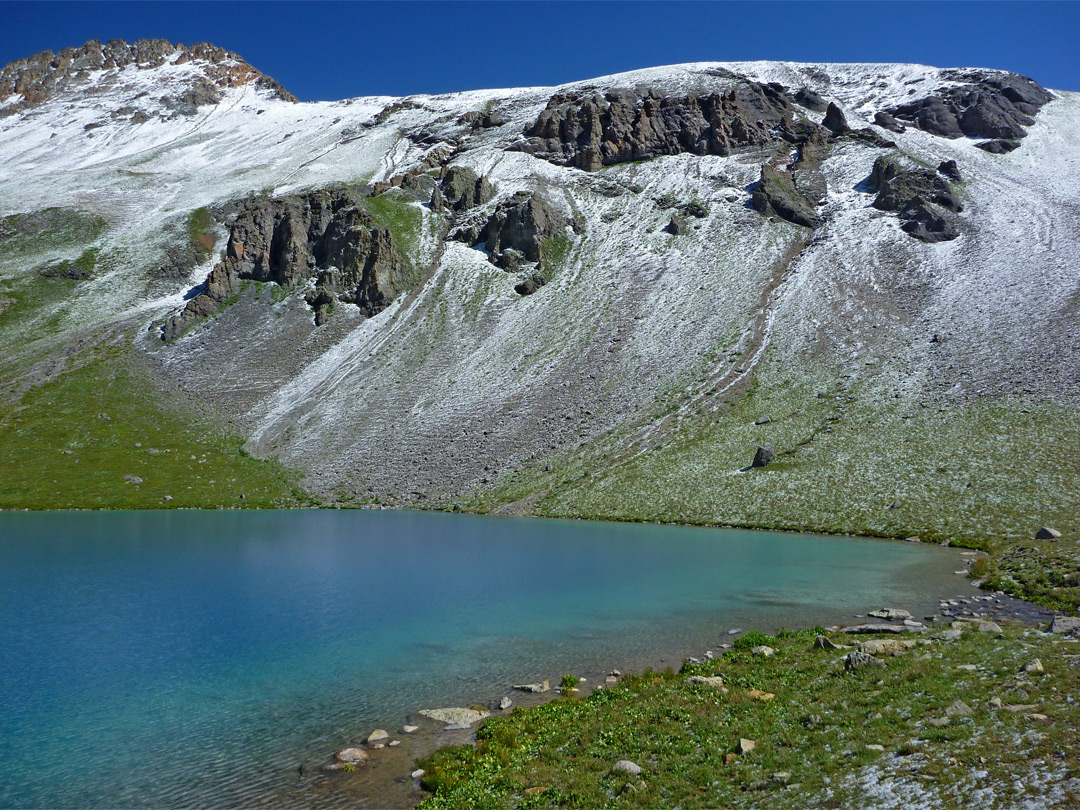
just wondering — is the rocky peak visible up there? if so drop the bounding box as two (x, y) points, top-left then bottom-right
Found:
(0, 38), (296, 112)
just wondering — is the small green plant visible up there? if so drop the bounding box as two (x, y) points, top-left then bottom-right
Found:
(560, 674), (577, 694)
(732, 630), (777, 650)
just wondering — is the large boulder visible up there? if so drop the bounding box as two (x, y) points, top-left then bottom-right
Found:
(751, 444), (776, 468)
(822, 102), (849, 134)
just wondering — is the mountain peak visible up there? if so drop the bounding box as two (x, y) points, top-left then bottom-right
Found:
(0, 38), (296, 113)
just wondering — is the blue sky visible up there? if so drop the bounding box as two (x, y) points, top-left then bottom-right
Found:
(1, 2), (1077, 100)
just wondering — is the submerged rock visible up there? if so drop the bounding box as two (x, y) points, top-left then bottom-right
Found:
(513, 680), (550, 693)
(419, 707), (490, 727)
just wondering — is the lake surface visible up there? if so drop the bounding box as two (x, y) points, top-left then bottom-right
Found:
(0, 509), (976, 808)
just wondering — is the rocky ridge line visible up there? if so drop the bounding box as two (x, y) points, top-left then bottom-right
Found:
(0, 38), (296, 115)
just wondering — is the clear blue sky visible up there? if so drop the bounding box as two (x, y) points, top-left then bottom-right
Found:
(1, 2), (1077, 100)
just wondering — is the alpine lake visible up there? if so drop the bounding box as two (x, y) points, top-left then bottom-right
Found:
(0, 509), (981, 808)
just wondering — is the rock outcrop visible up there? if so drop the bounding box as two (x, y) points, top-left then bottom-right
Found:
(162, 188), (401, 339)
(886, 71), (1052, 143)
(0, 38), (296, 113)
(513, 80), (802, 171)
(752, 165), (822, 229)
(868, 156), (962, 243)
(451, 190), (569, 275)
(440, 166), (495, 212)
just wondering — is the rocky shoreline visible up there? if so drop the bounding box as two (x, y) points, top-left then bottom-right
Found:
(283, 580), (1060, 809)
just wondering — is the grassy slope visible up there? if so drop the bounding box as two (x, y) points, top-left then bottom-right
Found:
(0, 204), (310, 510)
(419, 626), (1080, 809)
(0, 350), (310, 510)
(458, 357), (1080, 611)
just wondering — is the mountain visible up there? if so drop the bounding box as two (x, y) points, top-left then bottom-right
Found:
(1, 39), (1077, 551)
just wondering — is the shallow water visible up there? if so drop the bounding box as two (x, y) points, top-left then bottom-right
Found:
(0, 509), (976, 808)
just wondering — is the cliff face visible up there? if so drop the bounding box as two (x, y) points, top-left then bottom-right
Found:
(0, 47), (1078, 540)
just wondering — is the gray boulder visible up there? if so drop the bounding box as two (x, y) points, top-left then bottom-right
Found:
(1050, 616), (1080, 635)
(975, 139), (1020, 154)
(752, 444), (775, 468)
(1035, 527), (1062, 540)
(822, 102), (849, 134)
(844, 651), (884, 671)
(612, 760), (642, 776)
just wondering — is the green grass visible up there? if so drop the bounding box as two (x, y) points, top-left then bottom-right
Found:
(0, 207), (108, 265)
(360, 192), (424, 285)
(418, 626), (1080, 809)
(540, 234), (572, 278)
(187, 207), (215, 260)
(0, 350), (312, 509)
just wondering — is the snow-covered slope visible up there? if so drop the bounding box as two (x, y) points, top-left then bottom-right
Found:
(1, 41), (1078, 528)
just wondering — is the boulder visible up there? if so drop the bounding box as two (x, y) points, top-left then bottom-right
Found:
(822, 102), (849, 134)
(1035, 527), (1062, 540)
(1050, 616), (1080, 634)
(514, 272), (546, 297)
(754, 416), (771, 425)
(612, 760), (642, 776)
(418, 708), (490, 727)
(666, 213), (688, 235)
(795, 87), (828, 112)
(752, 444), (775, 468)
(945, 700), (973, 717)
(873, 111), (906, 132)
(513, 680), (550, 693)
(868, 608), (912, 621)
(975, 620), (1002, 634)
(498, 696), (512, 710)
(336, 748), (370, 763)
(859, 638), (917, 656)
(687, 675), (727, 689)
(932, 629), (963, 642)
(402, 725), (419, 733)
(841, 623), (924, 634)
(845, 651), (885, 671)
(747, 689), (776, 701)
(975, 139), (1020, 154)
(899, 200), (960, 243)
(937, 160), (961, 180)
(1021, 658), (1044, 675)
(737, 738), (757, 755)
(751, 645), (776, 657)
(366, 729), (389, 744)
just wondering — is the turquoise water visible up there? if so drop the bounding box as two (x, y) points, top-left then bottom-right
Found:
(0, 510), (973, 808)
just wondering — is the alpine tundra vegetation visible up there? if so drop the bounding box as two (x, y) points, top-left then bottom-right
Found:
(2, 36), (1079, 809)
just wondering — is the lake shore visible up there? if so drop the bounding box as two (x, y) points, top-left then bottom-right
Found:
(296, 581), (1059, 810)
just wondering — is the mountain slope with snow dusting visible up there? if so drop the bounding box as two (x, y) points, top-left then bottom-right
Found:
(1, 40), (1077, 543)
